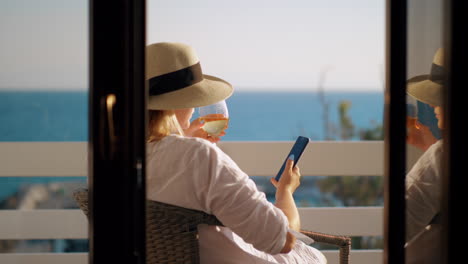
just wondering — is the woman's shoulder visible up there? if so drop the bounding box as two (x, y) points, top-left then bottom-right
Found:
(160, 134), (219, 154)
(426, 139), (444, 157)
(409, 139), (443, 179)
(148, 135), (235, 169)
(173, 134), (215, 147)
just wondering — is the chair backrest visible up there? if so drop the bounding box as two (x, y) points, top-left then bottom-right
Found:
(74, 188), (351, 264)
(72, 188), (222, 264)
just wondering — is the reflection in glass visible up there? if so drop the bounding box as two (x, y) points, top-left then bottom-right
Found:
(405, 44), (445, 263)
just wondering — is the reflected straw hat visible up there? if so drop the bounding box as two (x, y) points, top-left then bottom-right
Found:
(146, 42), (233, 110)
(407, 48), (445, 106)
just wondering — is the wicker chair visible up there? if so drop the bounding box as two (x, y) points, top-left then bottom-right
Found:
(73, 188), (351, 264)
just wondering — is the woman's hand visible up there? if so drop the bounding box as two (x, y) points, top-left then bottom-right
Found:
(270, 157), (301, 194)
(406, 118), (438, 151)
(183, 118), (226, 144)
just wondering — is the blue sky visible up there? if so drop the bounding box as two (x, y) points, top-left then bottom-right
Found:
(0, 0), (385, 91)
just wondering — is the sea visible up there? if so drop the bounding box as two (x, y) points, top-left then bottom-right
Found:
(0, 90), (385, 205)
(0, 90), (384, 141)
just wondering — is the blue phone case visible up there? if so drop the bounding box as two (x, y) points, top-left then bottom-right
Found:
(275, 136), (310, 181)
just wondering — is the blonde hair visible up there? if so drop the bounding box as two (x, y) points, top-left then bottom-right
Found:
(147, 110), (184, 142)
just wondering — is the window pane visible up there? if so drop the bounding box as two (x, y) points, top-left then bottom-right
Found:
(0, 0), (89, 260)
(405, 0), (444, 262)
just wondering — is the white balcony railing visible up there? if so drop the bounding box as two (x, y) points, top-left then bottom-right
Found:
(0, 141), (423, 264)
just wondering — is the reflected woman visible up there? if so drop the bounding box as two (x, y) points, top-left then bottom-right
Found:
(405, 48), (445, 243)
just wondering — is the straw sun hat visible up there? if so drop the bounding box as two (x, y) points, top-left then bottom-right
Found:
(146, 42), (233, 110)
(407, 48), (445, 106)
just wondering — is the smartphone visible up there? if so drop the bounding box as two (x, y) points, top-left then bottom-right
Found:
(275, 136), (310, 181)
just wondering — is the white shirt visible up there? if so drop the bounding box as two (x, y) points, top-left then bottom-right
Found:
(147, 135), (326, 264)
(406, 140), (443, 241)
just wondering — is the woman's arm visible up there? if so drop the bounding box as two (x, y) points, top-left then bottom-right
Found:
(270, 157), (302, 252)
(194, 141), (301, 254)
(274, 185), (301, 231)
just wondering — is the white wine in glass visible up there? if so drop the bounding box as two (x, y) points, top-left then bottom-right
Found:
(407, 95), (420, 130)
(198, 100), (229, 137)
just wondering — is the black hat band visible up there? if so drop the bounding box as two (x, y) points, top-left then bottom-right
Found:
(149, 62), (203, 96)
(429, 63), (445, 85)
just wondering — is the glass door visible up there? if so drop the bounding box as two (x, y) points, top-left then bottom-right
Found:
(385, 0), (467, 263)
(443, 0), (468, 262)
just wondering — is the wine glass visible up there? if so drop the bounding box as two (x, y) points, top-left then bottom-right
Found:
(198, 100), (229, 137)
(407, 95), (420, 130)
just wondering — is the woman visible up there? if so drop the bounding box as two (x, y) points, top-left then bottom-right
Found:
(145, 42), (326, 263)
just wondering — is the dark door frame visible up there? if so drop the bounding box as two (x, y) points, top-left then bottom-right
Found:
(444, 0), (468, 262)
(89, 0), (146, 263)
(384, 0), (407, 262)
